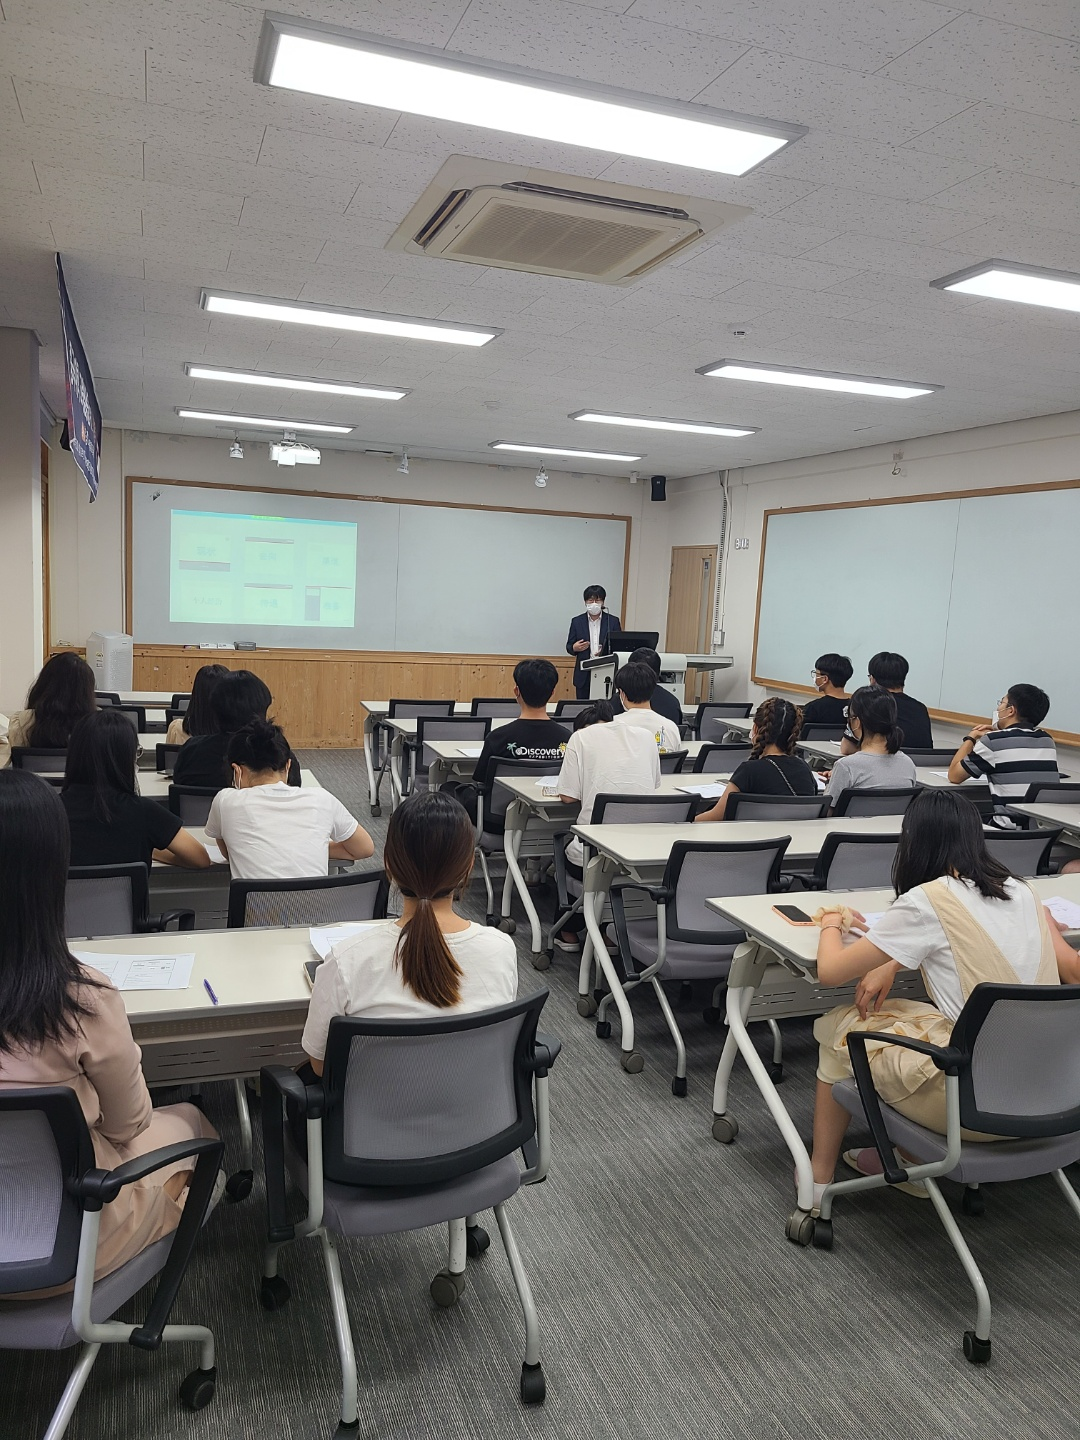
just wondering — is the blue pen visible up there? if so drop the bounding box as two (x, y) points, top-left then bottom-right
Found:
(203, 978), (219, 1006)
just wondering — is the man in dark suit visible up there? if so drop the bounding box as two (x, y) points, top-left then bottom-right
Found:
(566, 584), (621, 699)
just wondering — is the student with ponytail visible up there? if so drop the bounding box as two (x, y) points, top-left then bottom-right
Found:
(695, 697), (818, 822)
(204, 718), (373, 879)
(302, 792), (517, 1072)
(823, 685), (915, 809)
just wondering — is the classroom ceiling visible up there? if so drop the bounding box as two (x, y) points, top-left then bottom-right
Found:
(2, 0), (1080, 479)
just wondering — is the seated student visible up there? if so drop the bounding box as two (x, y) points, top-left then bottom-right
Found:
(204, 719), (373, 880)
(172, 670), (301, 792)
(807, 788), (1080, 1205)
(0, 770), (219, 1291)
(61, 709), (210, 871)
(610, 648), (684, 729)
(553, 700), (660, 951)
(165, 663), (229, 746)
(948, 683), (1058, 823)
(302, 791), (517, 1072)
(611, 662), (683, 754)
(695, 698), (818, 821)
(852, 651), (932, 752)
(824, 686), (916, 808)
(801, 653), (853, 727)
(470, 657), (570, 797)
(1, 651), (97, 767)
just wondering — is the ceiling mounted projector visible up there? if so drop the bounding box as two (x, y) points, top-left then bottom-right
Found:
(270, 431), (321, 466)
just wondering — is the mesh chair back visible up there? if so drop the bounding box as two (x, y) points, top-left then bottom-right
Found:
(111, 705), (146, 731)
(65, 863), (147, 937)
(320, 992), (547, 1186)
(165, 709), (186, 728)
(831, 787), (914, 818)
(693, 703), (752, 742)
(693, 742), (752, 773)
(665, 839), (790, 941)
(553, 700), (592, 720)
(0, 1089), (94, 1296)
(10, 747), (66, 775)
(725, 793), (828, 821)
(228, 870), (390, 928)
(155, 743), (184, 775)
(470, 698), (520, 718)
(950, 985), (1080, 1136)
(170, 693), (191, 712)
(167, 785), (218, 825)
(659, 751), (688, 774)
(94, 692), (120, 706)
(902, 749), (960, 766)
(483, 757), (557, 829)
(387, 699), (454, 720)
(817, 834), (899, 889)
(592, 793), (696, 826)
(414, 716), (491, 775)
(1024, 783), (1080, 804)
(982, 827), (1060, 878)
(799, 723), (846, 742)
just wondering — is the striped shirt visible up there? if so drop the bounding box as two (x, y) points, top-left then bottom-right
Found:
(961, 725), (1059, 807)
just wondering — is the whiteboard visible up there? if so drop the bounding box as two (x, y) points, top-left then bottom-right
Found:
(128, 480), (628, 656)
(753, 483), (1080, 735)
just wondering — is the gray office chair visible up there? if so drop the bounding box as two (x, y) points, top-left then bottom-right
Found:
(0, 1087), (223, 1440)
(475, 757), (557, 928)
(167, 785), (218, 826)
(605, 837), (791, 1092)
(981, 826), (1061, 877)
(903, 749), (962, 766)
(803, 833), (900, 891)
(170, 693), (192, 712)
(371, 700), (455, 810)
(227, 870), (390, 929)
(553, 699), (592, 720)
(111, 704), (147, 732)
(94, 691), (121, 706)
(725, 793), (828, 821)
(65, 863), (194, 938)
(404, 715), (491, 795)
(690, 702), (752, 742)
(10, 747), (67, 786)
(156, 743), (184, 775)
(471, 698), (521, 718)
(1023, 783), (1080, 804)
(659, 750), (689, 774)
(259, 994), (560, 1430)
(831, 786), (915, 817)
(693, 742), (752, 773)
(805, 983), (1080, 1365)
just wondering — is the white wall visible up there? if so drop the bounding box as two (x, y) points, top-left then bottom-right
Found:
(48, 427), (669, 651)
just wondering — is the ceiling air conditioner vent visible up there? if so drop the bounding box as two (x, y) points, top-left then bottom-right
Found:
(389, 158), (751, 285)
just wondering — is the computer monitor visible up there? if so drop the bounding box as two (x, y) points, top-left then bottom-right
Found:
(610, 630), (660, 652)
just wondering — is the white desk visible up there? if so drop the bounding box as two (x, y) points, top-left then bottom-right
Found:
(1010, 802), (1080, 841)
(705, 874), (1080, 1220)
(425, 737), (710, 790)
(139, 766), (323, 801)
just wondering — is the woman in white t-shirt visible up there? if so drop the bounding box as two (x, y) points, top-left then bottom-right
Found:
(302, 791), (517, 1069)
(205, 720), (374, 879)
(808, 789), (1080, 1205)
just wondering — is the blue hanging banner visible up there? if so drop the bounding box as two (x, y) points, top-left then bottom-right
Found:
(55, 254), (102, 501)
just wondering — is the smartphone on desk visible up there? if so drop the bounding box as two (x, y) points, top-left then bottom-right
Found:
(304, 959), (322, 989)
(772, 904), (815, 926)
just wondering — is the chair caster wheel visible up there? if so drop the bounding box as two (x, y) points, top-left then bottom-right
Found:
(530, 950), (551, 971)
(785, 1209), (815, 1246)
(370, 805), (382, 818)
(671, 1076), (688, 1097)
(520, 1362), (546, 1405)
(766, 1062), (784, 1084)
(486, 914), (496, 927)
(333, 1423), (360, 1437)
(595, 1020), (612, 1039)
(619, 1051), (644, 1074)
(962, 1188), (985, 1217)
(178, 1365), (216, 1410)
(430, 1268), (467, 1308)
(465, 1225), (490, 1257)
(498, 918), (517, 935)
(576, 995), (598, 1017)
(260, 1275), (291, 1311)
(711, 1114), (739, 1143)
(702, 1006), (722, 1025)
(963, 1330), (991, 1363)
(812, 1218), (833, 1250)
(225, 1170), (253, 1202)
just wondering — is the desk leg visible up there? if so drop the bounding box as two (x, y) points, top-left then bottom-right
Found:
(362, 714), (379, 813)
(502, 800), (544, 960)
(388, 734), (405, 810)
(582, 857), (640, 1071)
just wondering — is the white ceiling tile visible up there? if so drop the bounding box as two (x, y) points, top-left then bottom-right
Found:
(766, 187), (987, 246)
(957, 1), (1080, 43)
(767, 133), (986, 201)
(379, 117), (617, 177)
(936, 218), (1080, 272)
(0, 156), (39, 193)
(905, 104), (1080, 188)
(593, 160), (821, 214)
(796, 233), (982, 281)
(927, 168), (1080, 232)
(2, 18), (146, 100)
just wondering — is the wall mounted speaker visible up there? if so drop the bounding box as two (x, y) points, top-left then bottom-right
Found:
(650, 474), (667, 502)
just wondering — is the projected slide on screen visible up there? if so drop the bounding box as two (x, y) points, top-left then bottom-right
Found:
(169, 510), (357, 629)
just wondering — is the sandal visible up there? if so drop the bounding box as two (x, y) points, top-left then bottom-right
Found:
(843, 1147), (928, 1199)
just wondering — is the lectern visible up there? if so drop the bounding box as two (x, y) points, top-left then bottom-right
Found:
(581, 651), (734, 704)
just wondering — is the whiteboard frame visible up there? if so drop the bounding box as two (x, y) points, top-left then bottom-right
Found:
(124, 474), (632, 649)
(750, 475), (1080, 744)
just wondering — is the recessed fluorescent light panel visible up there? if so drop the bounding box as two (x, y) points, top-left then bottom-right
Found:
(930, 259), (1080, 314)
(175, 409), (353, 434)
(570, 409), (758, 438)
(184, 364), (408, 400)
(256, 17), (805, 177)
(490, 442), (643, 462)
(200, 290), (500, 347)
(698, 359), (940, 400)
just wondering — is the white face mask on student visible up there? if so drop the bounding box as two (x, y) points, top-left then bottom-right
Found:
(991, 709), (1000, 728)
(585, 602), (603, 617)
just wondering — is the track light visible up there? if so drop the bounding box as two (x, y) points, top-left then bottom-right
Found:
(229, 436), (244, 460)
(535, 464), (548, 489)
(397, 450), (409, 475)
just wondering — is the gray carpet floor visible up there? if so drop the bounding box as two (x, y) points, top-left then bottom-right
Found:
(8, 747), (1080, 1439)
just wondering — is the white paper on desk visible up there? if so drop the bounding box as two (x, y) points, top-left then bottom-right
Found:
(678, 782), (726, 799)
(814, 774), (827, 792)
(931, 770), (952, 779)
(203, 840), (227, 864)
(71, 951), (195, 991)
(309, 922), (382, 960)
(457, 745), (484, 757)
(1045, 897), (1080, 930)
(532, 776), (562, 788)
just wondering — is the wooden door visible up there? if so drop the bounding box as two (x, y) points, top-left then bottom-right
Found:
(666, 544), (717, 703)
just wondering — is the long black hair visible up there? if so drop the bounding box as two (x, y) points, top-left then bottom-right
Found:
(0, 771), (101, 1055)
(211, 670), (273, 733)
(62, 709), (138, 822)
(25, 652), (97, 749)
(848, 685), (902, 754)
(892, 789), (1010, 901)
(182, 663), (230, 737)
(752, 697), (802, 757)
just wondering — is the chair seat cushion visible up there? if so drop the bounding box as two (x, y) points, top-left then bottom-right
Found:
(289, 1150), (522, 1237)
(832, 1079), (1080, 1183)
(617, 919), (739, 980)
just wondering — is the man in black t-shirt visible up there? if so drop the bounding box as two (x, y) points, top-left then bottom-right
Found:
(840, 651), (933, 753)
(801, 652), (852, 727)
(610, 647), (685, 731)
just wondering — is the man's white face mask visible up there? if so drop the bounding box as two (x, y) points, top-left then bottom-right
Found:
(585, 602), (603, 617)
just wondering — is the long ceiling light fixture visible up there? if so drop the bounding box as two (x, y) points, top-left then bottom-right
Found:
(175, 409), (353, 434)
(200, 289), (500, 347)
(930, 259), (1080, 314)
(184, 363), (408, 400)
(255, 16), (805, 177)
(570, 409), (758, 437)
(697, 359), (940, 400)
(490, 442), (643, 462)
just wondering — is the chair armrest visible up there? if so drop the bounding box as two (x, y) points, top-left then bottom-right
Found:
(529, 1031), (562, 1076)
(73, 1136), (223, 1208)
(846, 1030), (966, 1186)
(609, 879), (672, 903)
(142, 909), (196, 932)
(261, 1065), (325, 1243)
